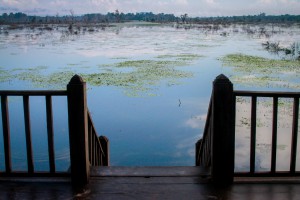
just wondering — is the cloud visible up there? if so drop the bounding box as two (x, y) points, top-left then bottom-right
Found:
(205, 0), (217, 5)
(175, 0), (188, 5)
(184, 114), (206, 129)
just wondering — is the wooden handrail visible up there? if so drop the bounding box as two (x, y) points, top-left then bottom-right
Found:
(0, 90), (67, 96)
(234, 90), (300, 98)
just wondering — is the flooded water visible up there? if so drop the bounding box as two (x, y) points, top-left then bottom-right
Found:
(0, 22), (299, 171)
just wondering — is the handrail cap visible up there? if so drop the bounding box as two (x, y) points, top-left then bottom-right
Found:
(69, 74), (84, 84)
(214, 74), (232, 84)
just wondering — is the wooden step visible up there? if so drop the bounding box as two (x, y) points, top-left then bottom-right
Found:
(90, 166), (210, 177)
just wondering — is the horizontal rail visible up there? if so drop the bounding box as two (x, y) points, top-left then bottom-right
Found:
(235, 172), (300, 177)
(234, 90), (300, 98)
(0, 90), (67, 96)
(0, 172), (70, 178)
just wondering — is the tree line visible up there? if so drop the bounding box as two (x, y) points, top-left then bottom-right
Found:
(0, 11), (299, 24)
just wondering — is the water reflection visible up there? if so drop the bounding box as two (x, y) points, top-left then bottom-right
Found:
(0, 23), (300, 168)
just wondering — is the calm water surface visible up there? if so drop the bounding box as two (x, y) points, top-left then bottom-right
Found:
(0, 23), (299, 171)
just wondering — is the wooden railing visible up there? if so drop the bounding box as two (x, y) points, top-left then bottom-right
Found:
(234, 91), (300, 177)
(195, 99), (211, 168)
(0, 75), (109, 188)
(195, 74), (235, 184)
(0, 90), (68, 176)
(88, 110), (109, 166)
(196, 74), (300, 184)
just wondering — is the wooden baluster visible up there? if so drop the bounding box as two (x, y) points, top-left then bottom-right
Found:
(96, 138), (100, 166)
(271, 97), (278, 173)
(46, 95), (55, 173)
(1, 95), (12, 173)
(195, 139), (202, 166)
(88, 123), (92, 164)
(23, 95), (34, 174)
(250, 96), (257, 174)
(92, 131), (95, 165)
(99, 136), (110, 166)
(290, 97), (299, 173)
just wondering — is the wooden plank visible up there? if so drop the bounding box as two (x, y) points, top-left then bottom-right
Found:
(271, 97), (278, 173)
(46, 95), (55, 173)
(250, 96), (257, 174)
(90, 166), (210, 177)
(23, 95), (34, 174)
(2, 176), (300, 200)
(290, 97), (299, 173)
(1, 95), (12, 173)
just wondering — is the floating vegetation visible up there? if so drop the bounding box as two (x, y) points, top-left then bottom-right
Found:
(222, 54), (300, 72)
(220, 54), (300, 89)
(0, 68), (11, 82)
(0, 58), (196, 96)
(155, 54), (204, 61)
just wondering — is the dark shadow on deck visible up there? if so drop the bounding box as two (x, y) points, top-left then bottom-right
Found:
(1, 168), (300, 200)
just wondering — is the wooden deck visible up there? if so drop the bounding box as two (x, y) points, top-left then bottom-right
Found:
(1, 167), (300, 200)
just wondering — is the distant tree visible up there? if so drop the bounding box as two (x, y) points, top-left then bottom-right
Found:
(180, 13), (188, 23)
(70, 9), (75, 23)
(31, 16), (36, 23)
(114, 9), (121, 22)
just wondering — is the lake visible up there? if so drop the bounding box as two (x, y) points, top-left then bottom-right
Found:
(0, 22), (299, 171)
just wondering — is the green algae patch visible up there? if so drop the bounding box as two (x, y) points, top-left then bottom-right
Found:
(155, 54), (204, 61)
(113, 59), (187, 68)
(221, 54), (300, 74)
(87, 59), (194, 96)
(0, 58), (194, 96)
(0, 68), (12, 82)
(220, 54), (300, 89)
(16, 70), (75, 89)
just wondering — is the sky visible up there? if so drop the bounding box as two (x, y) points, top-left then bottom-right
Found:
(0, 0), (300, 17)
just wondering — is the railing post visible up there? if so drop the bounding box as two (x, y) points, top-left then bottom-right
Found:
(67, 75), (90, 189)
(211, 74), (235, 184)
(99, 136), (110, 166)
(195, 139), (201, 166)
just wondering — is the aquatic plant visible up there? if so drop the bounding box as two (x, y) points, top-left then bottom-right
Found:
(262, 41), (300, 60)
(0, 56), (197, 97)
(221, 53), (300, 89)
